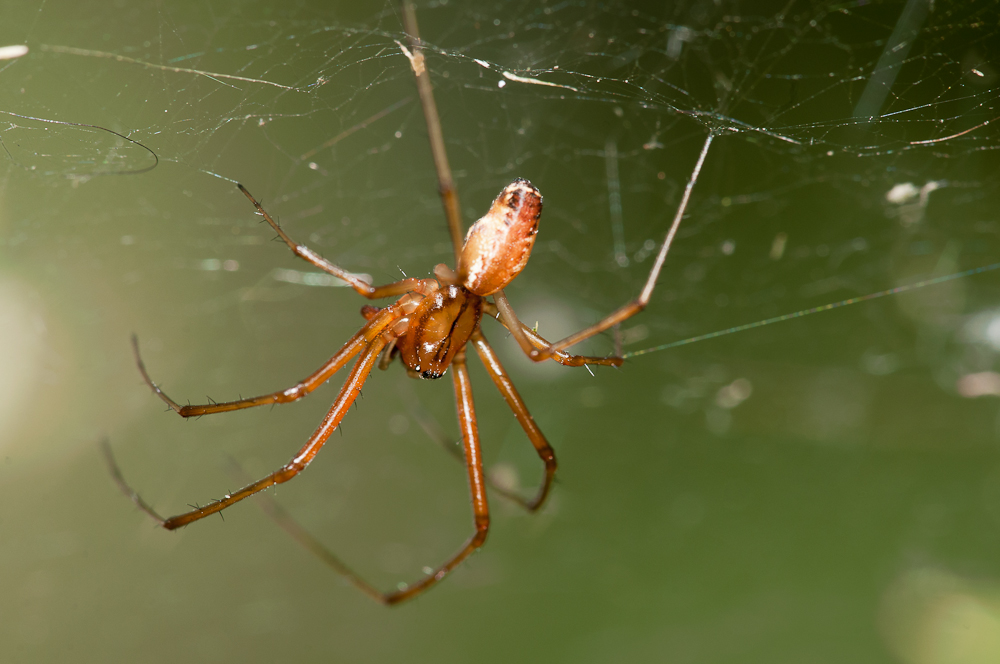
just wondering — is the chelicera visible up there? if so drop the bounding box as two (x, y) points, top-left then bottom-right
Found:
(104, 3), (713, 605)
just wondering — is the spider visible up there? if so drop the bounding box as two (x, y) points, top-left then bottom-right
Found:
(104, 4), (714, 605)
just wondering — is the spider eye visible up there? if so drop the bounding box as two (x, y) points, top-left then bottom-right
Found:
(457, 178), (542, 296)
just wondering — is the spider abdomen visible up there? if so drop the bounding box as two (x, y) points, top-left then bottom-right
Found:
(458, 178), (542, 296)
(397, 284), (482, 379)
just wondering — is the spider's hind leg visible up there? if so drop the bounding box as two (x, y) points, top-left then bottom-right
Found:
(401, 381), (543, 509)
(471, 330), (557, 512)
(483, 299), (623, 368)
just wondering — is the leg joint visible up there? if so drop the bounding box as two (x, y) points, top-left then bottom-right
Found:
(471, 527), (489, 549)
(472, 515), (490, 544)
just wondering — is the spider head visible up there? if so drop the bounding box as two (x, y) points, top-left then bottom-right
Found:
(457, 178), (542, 296)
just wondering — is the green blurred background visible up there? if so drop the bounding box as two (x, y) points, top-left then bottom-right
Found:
(2, 1), (1000, 662)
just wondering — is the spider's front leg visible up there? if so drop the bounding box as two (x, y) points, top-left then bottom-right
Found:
(237, 184), (436, 300)
(110, 304), (406, 530)
(131, 331), (367, 417)
(114, 331), (391, 531)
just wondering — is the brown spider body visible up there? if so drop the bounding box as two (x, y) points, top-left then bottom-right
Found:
(374, 178), (542, 380)
(394, 284), (483, 379)
(108, 4), (702, 605)
(364, 282), (484, 380)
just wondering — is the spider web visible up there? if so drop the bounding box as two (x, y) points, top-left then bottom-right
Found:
(5, 0), (998, 428)
(2, 0), (1000, 661)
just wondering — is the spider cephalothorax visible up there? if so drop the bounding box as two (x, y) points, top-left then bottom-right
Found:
(364, 283), (482, 379)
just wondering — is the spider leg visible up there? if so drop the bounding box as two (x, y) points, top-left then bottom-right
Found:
(224, 457), (390, 604)
(400, 1), (463, 265)
(382, 349), (490, 604)
(512, 132), (716, 361)
(471, 330), (555, 511)
(400, 382), (539, 508)
(160, 336), (387, 530)
(241, 347), (491, 605)
(112, 305), (403, 530)
(101, 439), (166, 525)
(131, 329), (367, 417)
(237, 184), (433, 300)
(482, 299), (622, 368)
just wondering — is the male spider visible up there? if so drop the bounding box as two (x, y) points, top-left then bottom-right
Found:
(105, 4), (714, 605)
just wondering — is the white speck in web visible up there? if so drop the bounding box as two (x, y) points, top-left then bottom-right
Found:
(502, 70), (578, 92)
(716, 378), (753, 409)
(957, 372), (1000, 398)
(886, 182), (919, 204)
(498, 80), (506, 88)
(0, 44), (28, 60)
(769, 232), (787, 260)
(986, 316), (1000, 350)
